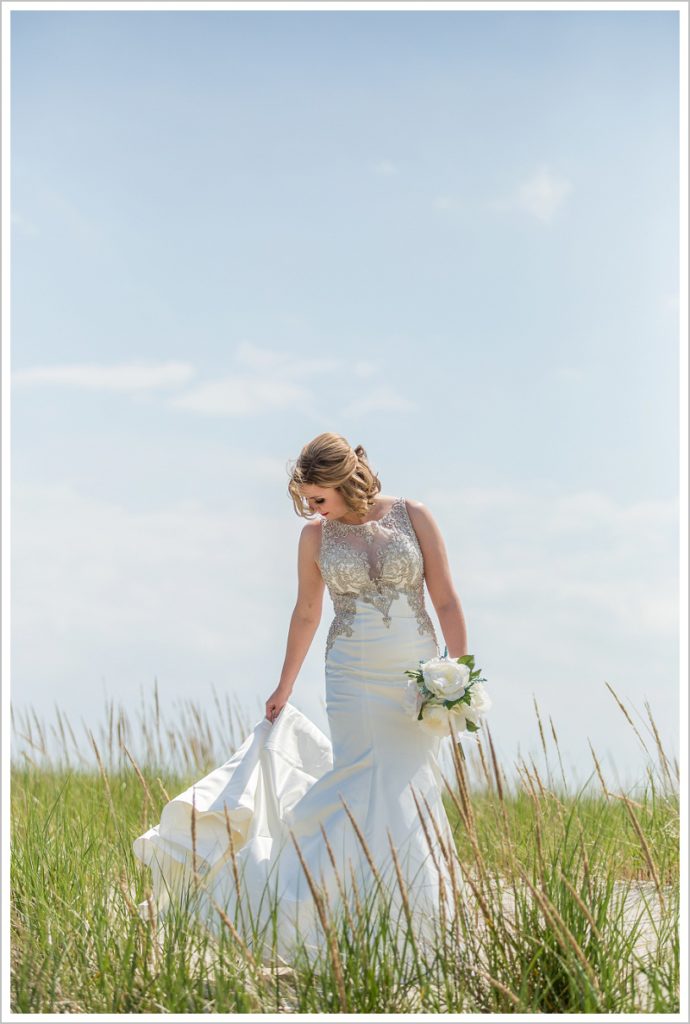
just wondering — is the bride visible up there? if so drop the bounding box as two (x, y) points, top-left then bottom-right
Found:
(133, 432), (469, 963)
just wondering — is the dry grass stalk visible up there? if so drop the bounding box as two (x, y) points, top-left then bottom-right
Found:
(427, 794), (456, 868)
(532, 796), (547, 890)
(319, 823), (355, 936)
(64, 713), (83, 762)
(644, 701), (675, 789)
(410, 785), (444, 877)
(386, 829), (417, 943)
(221, 806), (240, 878)
(31, 707), (48, 755)
(207, 888), (259, 970)
(533, 696), (548, 759)
(610, 790), (644, 810)
(117, 867), (138, 916)
(444, 844), (464, 947)
(483, 722), (504, 802)
(116, 865), (151, 952)
(557, 868), (602, 941)
(439, 770), (486, 880)
(122, 741), (154, 807)
(14, 729), (47, 758)
(348, 862), (364, 923)
(54, 703), (68, 759)
(190, 787), (199, 883)
(574, 818), (594, 904)
(528, 754), (548, 801)
(221, 803), (246, 937)
(153, 677), (161, 757)
(416, 790), (459, 938)
(518, 867), (603, 1000)
(289, 829), (348, 1012)
(474, 733), (493, 791)
(449, 728), (477, 833)
(454, 857), (504, 945)
(475, 967), (522, 1008)
(339, 796), (382, 887)
(156, 776), (171, 803)
(87, 729), (118, 825)
(145, 892), (162, 970)
(620, 795), (665, 906)
(588, 740), (611, 799)
(515, 758), (538, 800)
(604, 682), (650, 756)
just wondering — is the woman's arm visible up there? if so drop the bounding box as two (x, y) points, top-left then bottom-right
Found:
(405, 499), (468, 660)
(265, 521), (325, 722)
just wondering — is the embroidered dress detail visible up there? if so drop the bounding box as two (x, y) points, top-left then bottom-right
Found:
(318, 496), (439, 659)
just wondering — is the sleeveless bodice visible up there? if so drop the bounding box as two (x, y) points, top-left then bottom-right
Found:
(317, 496), (440, 658)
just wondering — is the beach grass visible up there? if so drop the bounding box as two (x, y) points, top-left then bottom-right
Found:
(10, 684), (680, 1014)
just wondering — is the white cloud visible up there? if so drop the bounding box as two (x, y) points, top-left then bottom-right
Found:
(342, 386), (418, 416)
(12, 361), (196, 391)
(517, 166), (573, 222)
(372, 159), (399, 176)
(10, 345), (346, 420)
(169, 374), (312, 417)
(169, 342), (344, 418)
(486, 164), (573, 224)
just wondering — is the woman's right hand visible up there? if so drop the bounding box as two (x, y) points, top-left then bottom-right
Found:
(265, 684), (291, 724)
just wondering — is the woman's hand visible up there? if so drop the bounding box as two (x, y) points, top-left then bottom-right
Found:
(265, 684), (291, 724)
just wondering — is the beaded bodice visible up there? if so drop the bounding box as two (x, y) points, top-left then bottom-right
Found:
(317, 496), (439, 659)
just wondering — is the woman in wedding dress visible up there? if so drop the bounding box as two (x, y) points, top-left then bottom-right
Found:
(133, 432), (469, 963)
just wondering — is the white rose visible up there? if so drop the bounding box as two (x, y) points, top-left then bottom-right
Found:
(422, 702), (472, 738)
(467, 682), (491, 719)
(402, 679), (423, 719)
(421, 657), (470, 701)
(420, 703), (452, 736)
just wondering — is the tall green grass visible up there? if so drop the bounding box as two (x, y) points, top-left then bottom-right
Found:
(10, 684), (679, 1014)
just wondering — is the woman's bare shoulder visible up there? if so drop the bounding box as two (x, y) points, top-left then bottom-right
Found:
(299, 518), (323, 552)
(403, 496), (430, 518)
(403, 498), (442, 536)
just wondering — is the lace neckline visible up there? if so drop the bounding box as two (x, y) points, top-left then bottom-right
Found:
(326, 496), (403, 529)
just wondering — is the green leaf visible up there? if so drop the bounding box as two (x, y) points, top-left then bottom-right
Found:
(465, 719), (479, 732)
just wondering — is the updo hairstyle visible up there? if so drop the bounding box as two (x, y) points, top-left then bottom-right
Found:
(287, 432), (382, 521)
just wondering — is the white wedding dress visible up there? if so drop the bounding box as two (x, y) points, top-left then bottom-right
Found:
(133, 496), (458, 962)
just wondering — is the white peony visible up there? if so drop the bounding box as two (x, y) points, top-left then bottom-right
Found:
(421, 656), (471, 701)
(402, 679), (423, 719)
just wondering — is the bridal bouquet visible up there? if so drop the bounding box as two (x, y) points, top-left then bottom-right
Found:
(403, 647), (491, 737)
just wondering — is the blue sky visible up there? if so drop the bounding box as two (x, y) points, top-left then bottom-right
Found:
(8, 7), (681, 784)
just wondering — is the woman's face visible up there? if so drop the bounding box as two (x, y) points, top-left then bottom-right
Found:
(299, 485), (351, 521)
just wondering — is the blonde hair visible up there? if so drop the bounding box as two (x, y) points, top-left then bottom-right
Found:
(287, 432), (382, 521)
